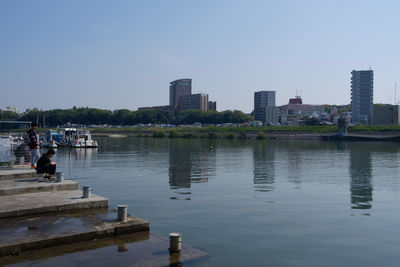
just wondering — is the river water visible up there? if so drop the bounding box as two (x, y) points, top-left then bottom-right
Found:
(54, 137), (400, 266)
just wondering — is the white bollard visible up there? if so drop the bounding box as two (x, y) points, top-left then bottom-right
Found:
(117, 205), (128, 222)
(169, 233), (182, 253)
(82, 186), (91, 198)
(56, 172), (64, 183)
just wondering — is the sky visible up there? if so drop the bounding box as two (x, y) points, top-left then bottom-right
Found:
(1, 0), (400, 113)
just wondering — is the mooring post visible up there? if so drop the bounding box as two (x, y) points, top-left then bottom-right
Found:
(82, 186), (91, 198)
(56, 172), (64, 183)
(169, 233), (182, 253)
(117, 205), (128, 222)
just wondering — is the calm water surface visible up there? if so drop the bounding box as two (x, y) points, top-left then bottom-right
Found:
(53, 137), (400, 267)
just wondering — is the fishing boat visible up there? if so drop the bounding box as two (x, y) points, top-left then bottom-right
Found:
(61, 128), (98, 148)
(40, 130), (63, 148)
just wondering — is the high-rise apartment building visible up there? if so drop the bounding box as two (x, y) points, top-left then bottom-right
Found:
(254, 91), (279, 125)
(351, 70), (374, 125)
(169, 79), (192, 109)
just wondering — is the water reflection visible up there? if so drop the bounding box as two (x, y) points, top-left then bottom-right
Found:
(349, 144), (373, 210)
(287, 143), (302, 186)
(253, 142), (275, 192)
(168, 140), (215, 199)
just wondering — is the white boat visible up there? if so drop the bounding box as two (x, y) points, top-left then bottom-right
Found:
(79, 130), (98, 148)
(63, 128), (98, 148)
(40, 140), (58, 148)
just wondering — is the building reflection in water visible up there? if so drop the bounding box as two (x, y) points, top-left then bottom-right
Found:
(168, 140), (214, 199)
(286, 144), (302, 186)
(349, 145), (373, 210)
(253, 142), (275, 192)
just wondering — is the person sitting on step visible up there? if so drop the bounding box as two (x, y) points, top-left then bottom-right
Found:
(36, 149), (57, 181)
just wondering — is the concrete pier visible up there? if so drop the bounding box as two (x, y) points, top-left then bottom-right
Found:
(0, 232), (208, 266)
(0, 178), (79, 196)
(0, 190), (109, 218)
(0, 168), (36, 180)
(0, 168), (150, 258)
(0, 210), (149, 257)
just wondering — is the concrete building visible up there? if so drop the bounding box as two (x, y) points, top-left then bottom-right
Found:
(138, 78), (216, 113)
(208, 101), (217, 111)
(178, 94), (209, 111)
(254, 91), (279, 125)
(351, 70), (374, 125)
(373, 104), (400, 125)
(169, 79), (192, 109)
(280, 97), (325, 125)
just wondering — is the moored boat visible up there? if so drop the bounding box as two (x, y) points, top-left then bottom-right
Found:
(61, 128), (98, 148)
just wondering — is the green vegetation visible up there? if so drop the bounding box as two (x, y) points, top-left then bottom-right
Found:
(304, 117), (320, 126)
(238, 132), (247, 139)
(208, 132), (217, 138)
(349, 124), (400, 132)
(0, 107), (253, 127)
(256, 132), (267, 140)
(181, 133), (194, 138)
(153, 130), (166, 138)
(225, 133), (235, 139)
(168, 130), (179, 138)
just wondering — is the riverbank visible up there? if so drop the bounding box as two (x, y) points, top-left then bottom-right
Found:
(90, 126), (400, 140)
(5, 125), (400, 141)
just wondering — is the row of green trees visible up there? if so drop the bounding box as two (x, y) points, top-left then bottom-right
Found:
(0, 107), (253, 127)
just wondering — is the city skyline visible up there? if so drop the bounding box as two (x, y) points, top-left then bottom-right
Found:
(2, 1), (400, 112)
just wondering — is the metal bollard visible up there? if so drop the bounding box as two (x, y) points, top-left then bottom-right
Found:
(169, 233), (182, 253)
(56, 172), (64, 183)
(117, 205), (128, 222)
(82, 186), (91, 198)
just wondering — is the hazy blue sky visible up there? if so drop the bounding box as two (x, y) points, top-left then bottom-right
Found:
(1, 0), (400, 112)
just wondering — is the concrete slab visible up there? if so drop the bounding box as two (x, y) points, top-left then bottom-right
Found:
(0, 169), (37, 180)
(0, 179), (79, 196)
(0, 190), (108, 218)
(0, 210), (149, 257)
(0, 232), (208, 267)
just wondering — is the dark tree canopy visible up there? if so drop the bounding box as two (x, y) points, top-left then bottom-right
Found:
(1, 107), (253, 127)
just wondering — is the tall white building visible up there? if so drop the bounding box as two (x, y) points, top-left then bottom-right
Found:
(254, 91), (279, 125)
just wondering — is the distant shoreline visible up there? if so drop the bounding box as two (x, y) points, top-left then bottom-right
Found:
(4, 126), (400, 141)
(89, 127), (400, 141)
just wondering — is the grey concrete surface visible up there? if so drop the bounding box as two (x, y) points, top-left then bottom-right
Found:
(0, 210), (149, 257)
(0, 169), (37, 180)
(0, 190), (108, 218)
(0, 232), (207, 267)
(0, 179), (79, 196)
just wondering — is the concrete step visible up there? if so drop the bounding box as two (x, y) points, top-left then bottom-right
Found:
(0, 232), (208, 266)
(0, 190), (108, 219)
(0, 178), (79, 196)
(0, 209), (150, 257)
(0, 169), (37, 180)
